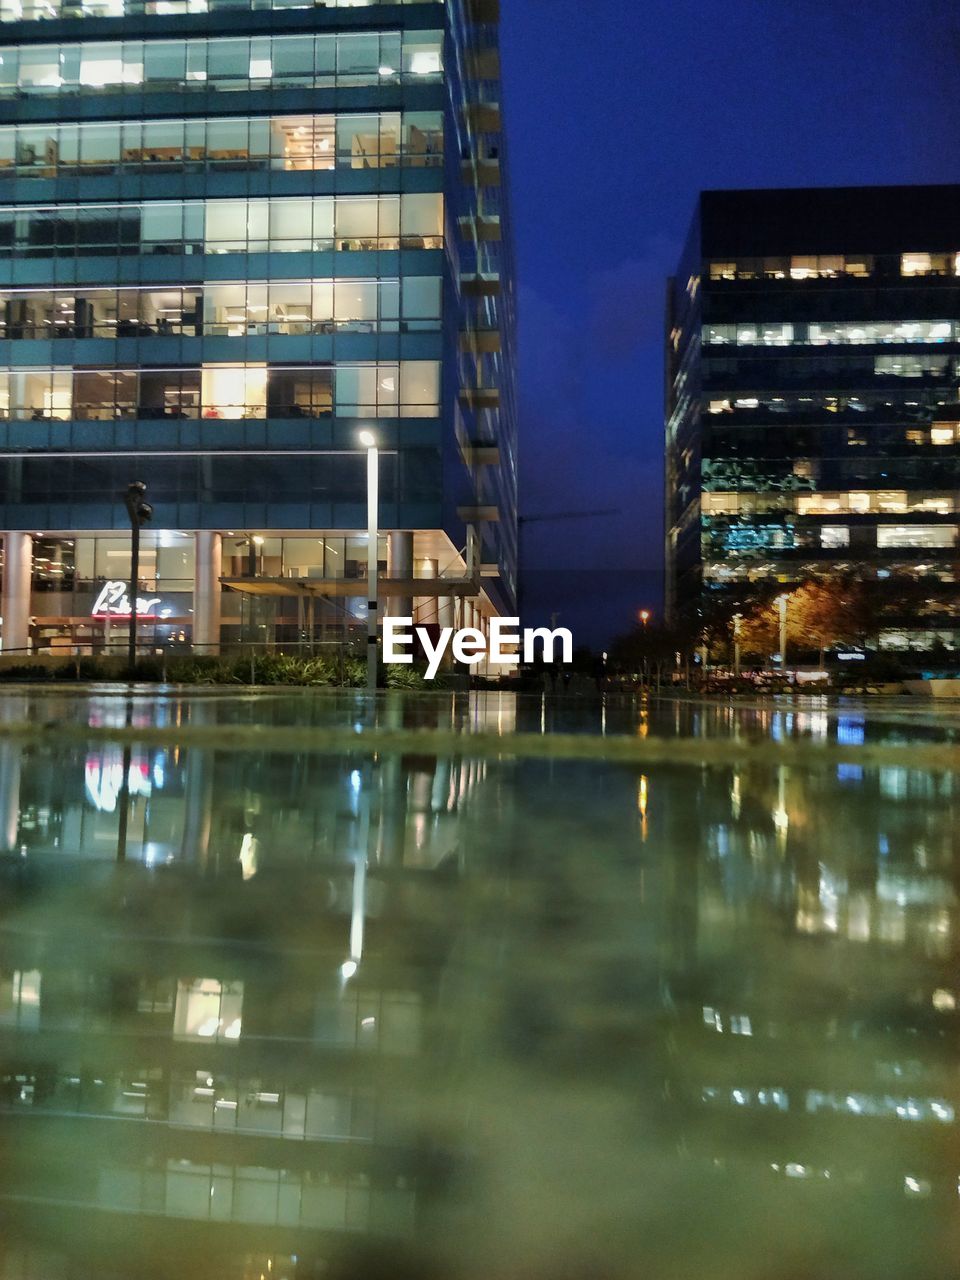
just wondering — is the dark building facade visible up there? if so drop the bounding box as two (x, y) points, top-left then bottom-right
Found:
(666, 184), (960, 651)
(0, 0), (516, 656)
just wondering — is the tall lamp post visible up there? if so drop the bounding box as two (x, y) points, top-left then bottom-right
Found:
(776, 593), (788, 676)
(358, 430), (379, 691)
(732, 612), (742, 677)
(124, 481), (153, 675)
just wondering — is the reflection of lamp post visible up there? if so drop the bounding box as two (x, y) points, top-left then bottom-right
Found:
(776, 593), (788, 674)
(732, 611), (742, 677)
(246, 534), (264, 578)
(359, 429), (378, 691)
(123, 481), (152, 675)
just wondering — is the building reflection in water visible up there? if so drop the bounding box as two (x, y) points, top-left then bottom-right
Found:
(0, 691), (957, 1277)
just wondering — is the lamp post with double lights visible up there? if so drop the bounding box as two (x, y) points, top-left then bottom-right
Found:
(358, 429), (379, 691)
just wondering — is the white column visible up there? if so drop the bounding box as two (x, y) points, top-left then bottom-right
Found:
(2, 533), (32, 655)
(194, 531), (222, 656)
(388, 531), (414, 620)
(415, 557), (439, 626)
(437, 592), (454, 629)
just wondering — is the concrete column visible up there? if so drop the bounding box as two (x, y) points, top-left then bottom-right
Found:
(388, 530), (414, 620)
(415, 557), (439, 627)
(465, 525), (479, 575)
(1, 533), (32, 655)
(437, 591), (454, 629)
(193, 531), (222, 656)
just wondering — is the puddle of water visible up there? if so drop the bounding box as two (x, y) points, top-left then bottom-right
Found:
(0, 690), (956, 1279)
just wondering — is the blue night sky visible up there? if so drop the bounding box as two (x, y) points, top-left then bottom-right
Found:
(500, 0), (960, 647)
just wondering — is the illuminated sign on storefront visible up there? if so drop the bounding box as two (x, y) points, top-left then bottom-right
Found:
(91, 579), (163, 618)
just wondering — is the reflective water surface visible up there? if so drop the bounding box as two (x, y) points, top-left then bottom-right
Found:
(0, 689), (959, 1279)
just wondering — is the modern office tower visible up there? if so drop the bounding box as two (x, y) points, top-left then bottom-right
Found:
(0, 0), (516, 656)
(666, 185), (960, 651)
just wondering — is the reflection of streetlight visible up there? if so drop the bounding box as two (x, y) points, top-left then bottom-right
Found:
(123, 480), (152, 674)
(358, 429), (378, 691)
(245, 534), (264, 578)
(776, 593), (789, 673)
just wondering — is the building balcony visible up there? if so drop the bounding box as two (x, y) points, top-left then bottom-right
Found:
(461, 155), (502, 186)
(459, 325), (501, 354)
(461, 272), (500, 297)
(458, 214), (501, 242)
(459, 386), (499, 410)
(466, 47), (500, 79)
(463, 101), (501, 133)
(460, 439), (500, 467)
(467, 0), (499, 22)
(457, 504), (499, 522)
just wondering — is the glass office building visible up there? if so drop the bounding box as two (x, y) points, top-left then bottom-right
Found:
(666, 185), (960, 651)
(0, 0), (516, 655)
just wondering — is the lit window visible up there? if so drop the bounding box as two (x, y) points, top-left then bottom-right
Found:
(790, 255), (818, 280)
(902, 253), (932, 276)
(709, 262), (736, 281)
(820, 526), (849, 548)
(901, 252), (954, 277)
(877, 525), (956, 549)
(931, 425), (956, 445)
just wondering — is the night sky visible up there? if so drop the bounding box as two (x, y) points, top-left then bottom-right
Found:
(501, 0), (960, 647)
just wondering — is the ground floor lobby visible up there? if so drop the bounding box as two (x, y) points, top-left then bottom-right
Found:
(0, 528), (500, 658)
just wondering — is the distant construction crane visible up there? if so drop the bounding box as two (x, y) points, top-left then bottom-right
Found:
(517, 507), (618, 618)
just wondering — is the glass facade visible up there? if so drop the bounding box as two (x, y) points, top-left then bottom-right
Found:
(0, 0), (518, 654)
(0, 112), (444, 178)
(0, 31), (444, 96)
(666, 186), (960, 649)
(0, 193), (444, 257)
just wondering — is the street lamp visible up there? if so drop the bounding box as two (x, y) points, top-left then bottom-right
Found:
(732, 611), (742, 677)
(639, 609), (650, 628)
(776, 593), (788, 675)
(358, 429), (378, 691)
(123, 481), (152, 675)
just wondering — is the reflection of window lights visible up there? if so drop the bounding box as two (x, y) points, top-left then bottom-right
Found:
(0, 969), (41, 1030)
(174, 978), (243, 1043)
(877, 525), (956, 549)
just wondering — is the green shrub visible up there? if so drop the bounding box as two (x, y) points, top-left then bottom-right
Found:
(385, 665), (427, 689)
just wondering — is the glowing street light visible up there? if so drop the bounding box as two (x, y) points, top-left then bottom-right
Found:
(776, 593), (789, 673)
(639, 609), (651, 628)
